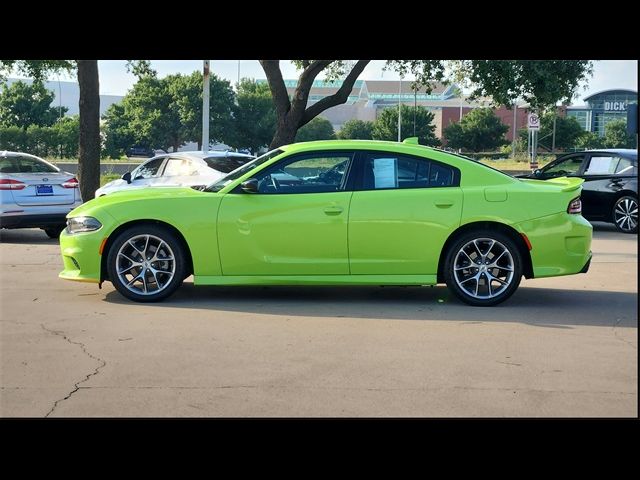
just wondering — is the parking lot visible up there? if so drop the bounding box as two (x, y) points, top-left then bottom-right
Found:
(0, 222), (636, 417)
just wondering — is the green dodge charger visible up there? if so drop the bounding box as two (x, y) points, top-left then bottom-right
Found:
(59, 139), (593, 306)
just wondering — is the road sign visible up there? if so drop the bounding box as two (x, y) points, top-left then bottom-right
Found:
(527, 113), (540, 131)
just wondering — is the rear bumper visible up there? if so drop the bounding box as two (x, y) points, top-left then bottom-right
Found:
(1, 213), (69, 229)
(515, 212), (593, 278)
(580, 254), (592, 274)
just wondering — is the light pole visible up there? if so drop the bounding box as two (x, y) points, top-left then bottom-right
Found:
(512, 101), (517, 157)
(397, 77), (402, 142)
(202, 60), (210, 152)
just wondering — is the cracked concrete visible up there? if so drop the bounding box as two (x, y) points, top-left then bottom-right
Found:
(39, 324), (106, 417)
(0, 224), (637, 417)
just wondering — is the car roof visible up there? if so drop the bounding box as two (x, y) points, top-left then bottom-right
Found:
(582, 149), (637, 156)
(156, 151), (255, 160)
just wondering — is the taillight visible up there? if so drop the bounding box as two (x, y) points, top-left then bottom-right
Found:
(567, 197), (582, 214)
(0, 179), (26, 190)
(62, 177), (79, 189)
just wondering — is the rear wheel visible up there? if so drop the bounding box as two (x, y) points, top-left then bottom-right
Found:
(444, 230), (523, 306)
(612, 195), (638, 234)
(106, 225), (186, 302)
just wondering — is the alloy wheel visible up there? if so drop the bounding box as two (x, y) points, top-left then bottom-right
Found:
(614, 197), (638, 233)
(453, 238), (515, 300)
(115, 234), (176, 296)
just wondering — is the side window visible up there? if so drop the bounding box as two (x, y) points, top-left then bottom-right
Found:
(132, 158), (165, 179)
(615, 157), (637, 175)
(163, 158), (198, 177)
(544, 155), (584, 176)
(254, 152), (353, 194)
(361, 152), (454, 190)
(584, 155), (621, 175)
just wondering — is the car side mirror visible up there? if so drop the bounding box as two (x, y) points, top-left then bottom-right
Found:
(240, 178), (259, 193)
(534, 169), (542, 176)
(122, 171), (132, 184)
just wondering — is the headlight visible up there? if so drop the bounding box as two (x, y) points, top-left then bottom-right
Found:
(66, 216), (102, 234)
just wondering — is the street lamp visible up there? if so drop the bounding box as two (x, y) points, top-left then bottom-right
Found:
(202, 60), (210, 152)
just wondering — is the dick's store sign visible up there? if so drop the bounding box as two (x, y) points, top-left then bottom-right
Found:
(604, 101), (627, 112)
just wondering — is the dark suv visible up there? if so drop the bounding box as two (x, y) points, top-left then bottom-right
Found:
(518, 149), (638, 233)
(126, 146), (155, 158)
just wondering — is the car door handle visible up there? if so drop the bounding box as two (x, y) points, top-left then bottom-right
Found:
(434, 200), (454, 207)
(323, 206), (344, 215)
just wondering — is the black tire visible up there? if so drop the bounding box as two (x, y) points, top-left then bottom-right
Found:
(612, 195), (638, 234)
(106, 224), (186, 302)
(44, 225), (65, 239)
(443, 230), (523, 306)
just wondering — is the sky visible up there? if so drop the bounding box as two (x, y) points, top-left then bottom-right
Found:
(28, 60), (639, 105)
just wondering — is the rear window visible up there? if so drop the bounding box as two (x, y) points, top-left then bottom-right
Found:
(0, 155), (59, 174)
(204, 156), (253, 174)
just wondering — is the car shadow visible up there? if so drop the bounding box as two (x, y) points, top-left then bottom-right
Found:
(0, 228), (58, 245)
(102, 283), (637, 329)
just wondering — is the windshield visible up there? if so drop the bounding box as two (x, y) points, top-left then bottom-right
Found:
(203, 149), (284, 192)
(203, 155), (254, 174)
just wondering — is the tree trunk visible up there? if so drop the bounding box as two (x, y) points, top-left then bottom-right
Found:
(261, 60), (371, 149)
(269, 119), (299, 149)
(76, 60), (100, 201)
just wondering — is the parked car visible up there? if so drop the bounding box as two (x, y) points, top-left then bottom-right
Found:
(95, 151), (255, 197)
(0, 151), (82, 238)
(517, 149), (637, 233)
(125, 146), (155, 158)
(59, 139), (593, 306)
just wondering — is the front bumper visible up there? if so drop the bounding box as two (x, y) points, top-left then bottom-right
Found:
(59, 228), (105, 284)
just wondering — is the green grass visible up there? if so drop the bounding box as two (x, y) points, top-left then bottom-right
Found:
(479, 156), (554, 171)
(100, 173), (121, 186)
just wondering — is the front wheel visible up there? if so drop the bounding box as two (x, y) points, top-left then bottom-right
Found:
(106, 225), (186, 302)
(444, 231), (523, 306)
(612, 195), (638, 234)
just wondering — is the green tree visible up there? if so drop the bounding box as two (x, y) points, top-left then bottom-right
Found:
(295, 116), (335, 142)
(444, 108), (507, 152)
(102, 103), (137, 158)
(575, 131), (605, 150)
(536, 113), (586, 151)
(231, 79), (276, 154)
(337, 119), (373, 140)
(603, 119), (635, 148)
(103, 72), (235, 154)
(0, 80), (68, 129)
(372, 105), (439, 146)
(260, 60), (593, 148)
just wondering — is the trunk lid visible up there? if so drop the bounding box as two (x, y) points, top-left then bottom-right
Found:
(518, 176), (584, 193)
(7, 171), (77, 206)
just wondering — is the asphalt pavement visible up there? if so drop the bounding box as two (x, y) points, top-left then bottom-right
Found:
(0, 222), (636, 417)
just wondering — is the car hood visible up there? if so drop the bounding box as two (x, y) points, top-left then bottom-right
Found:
(70, 186), (212, 218)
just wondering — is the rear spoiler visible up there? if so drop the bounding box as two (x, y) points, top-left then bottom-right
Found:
(542, 176), (584, 192)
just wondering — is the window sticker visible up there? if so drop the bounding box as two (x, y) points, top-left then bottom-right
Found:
(373, 158), (398, 188)
(586, 156), (616, 175)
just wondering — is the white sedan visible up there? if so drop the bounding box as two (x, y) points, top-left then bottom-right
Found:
(1, 151), (82, 238)
(95, 151), (255, 197)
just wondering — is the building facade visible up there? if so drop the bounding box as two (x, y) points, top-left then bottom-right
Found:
(566, 89), (637, 136)
(260, 79), (529, 144)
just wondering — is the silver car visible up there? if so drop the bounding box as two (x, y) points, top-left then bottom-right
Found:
(95, 151), (255, 197)
(0, 151), (82, 238)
